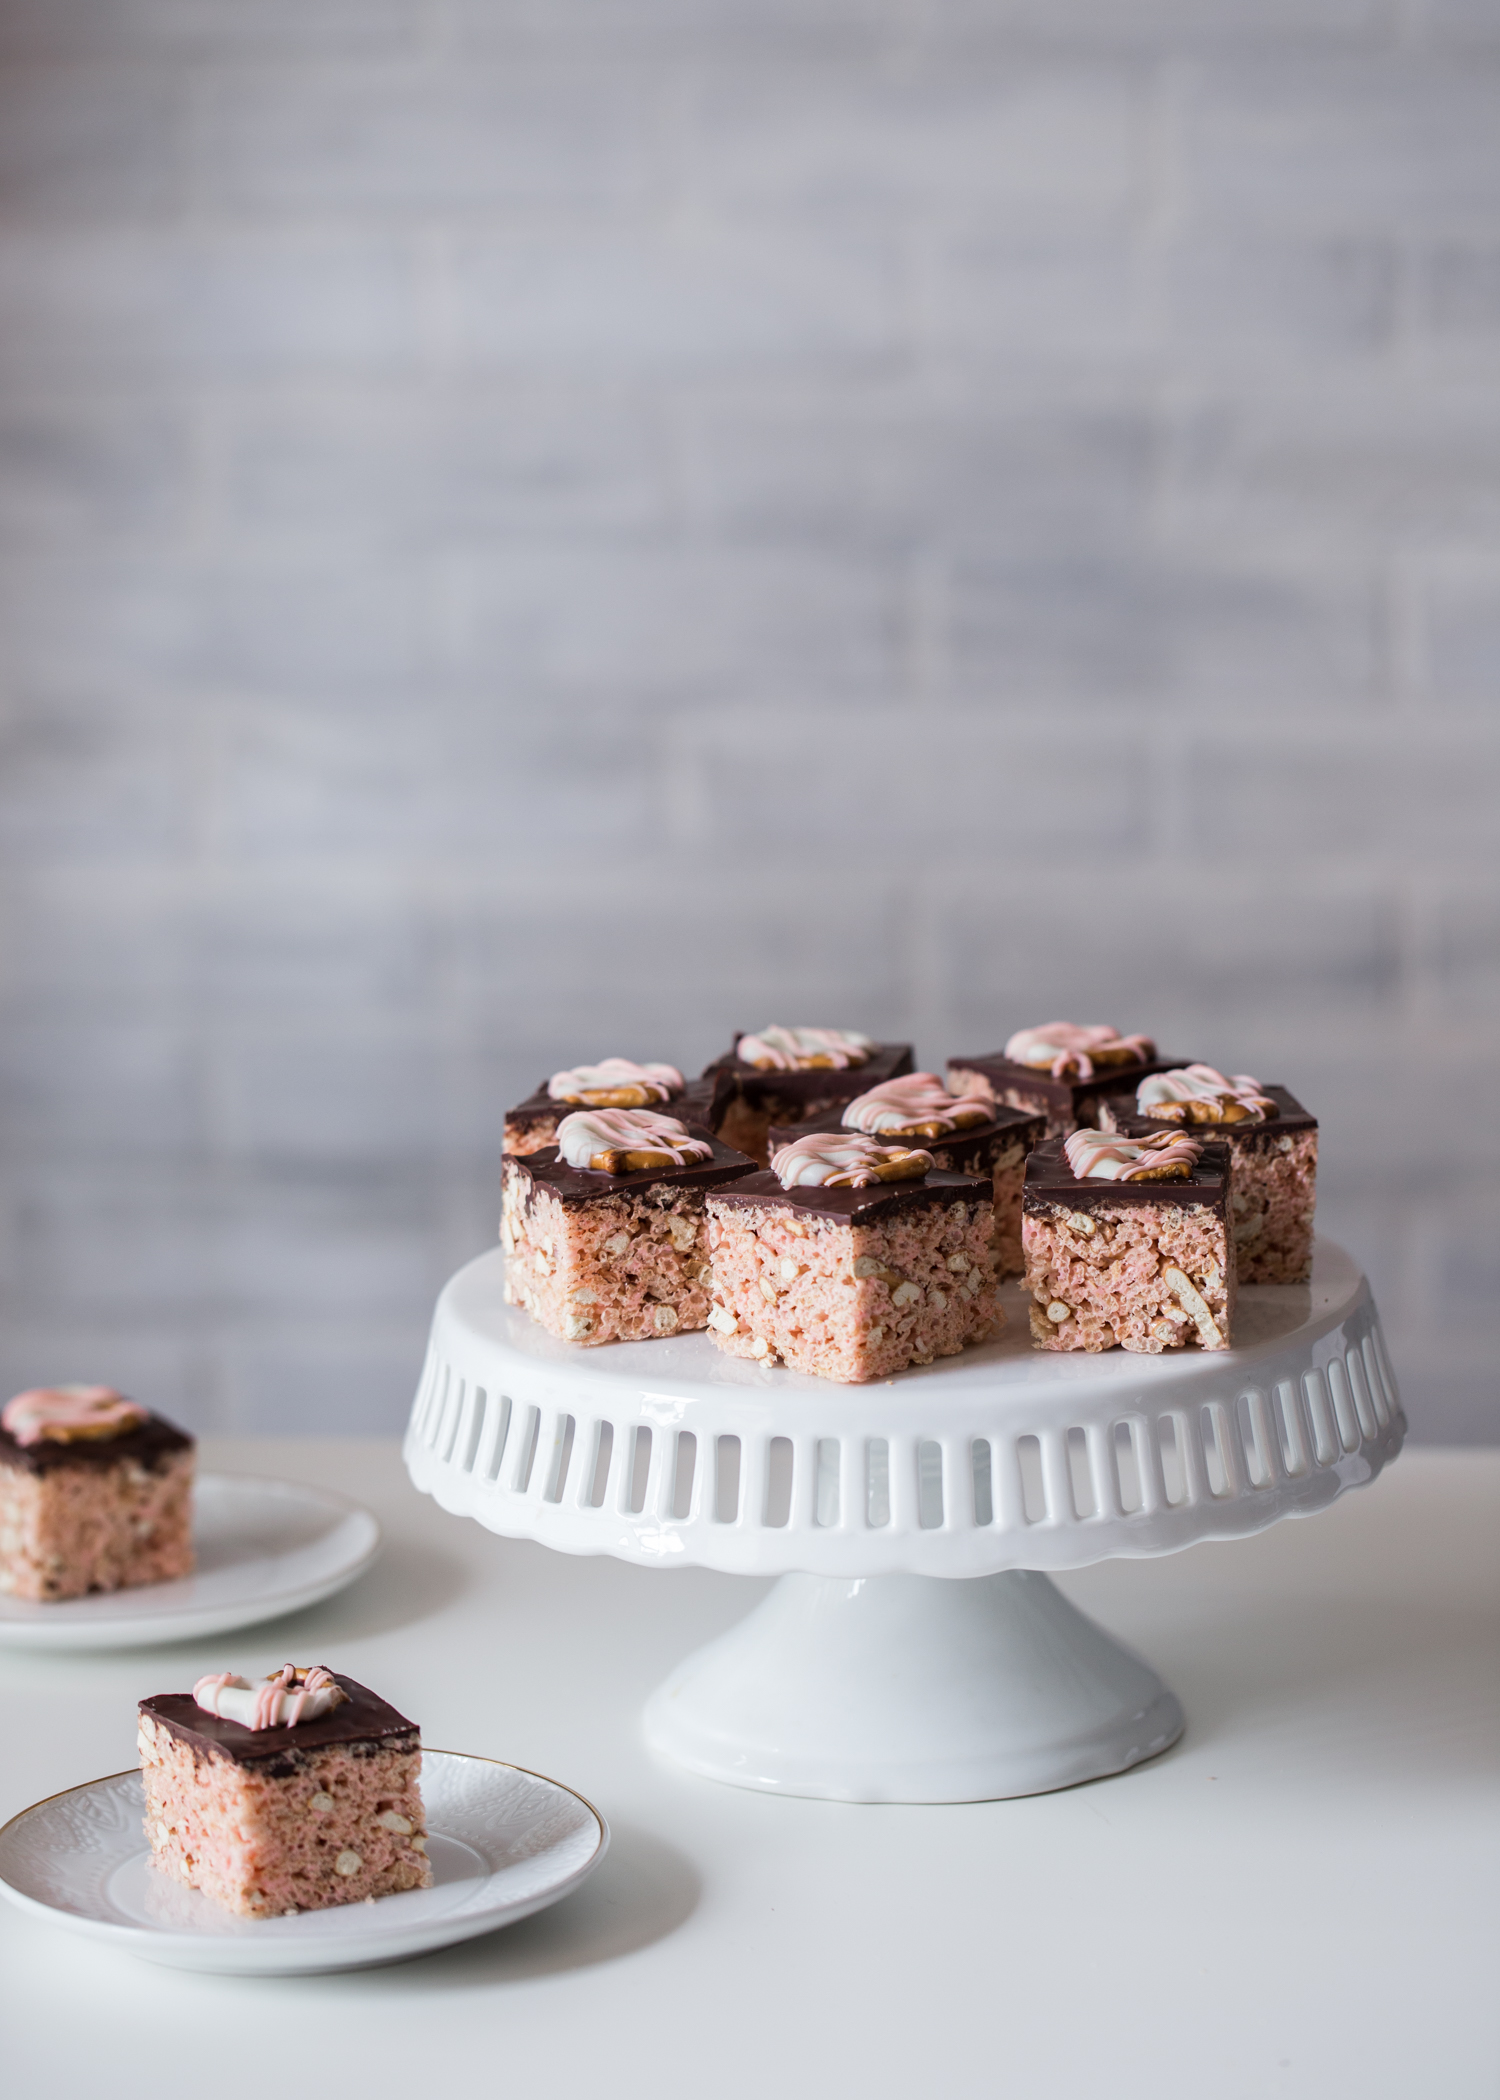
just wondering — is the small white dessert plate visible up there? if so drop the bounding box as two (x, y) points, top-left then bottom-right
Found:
(0, 1751), (609, 1975)
(0, 1474), (380, 1650)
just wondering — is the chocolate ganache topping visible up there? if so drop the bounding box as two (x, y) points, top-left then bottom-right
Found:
(139, 1672), (418, 1771)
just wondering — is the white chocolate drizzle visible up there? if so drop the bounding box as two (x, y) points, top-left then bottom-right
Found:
(1136, 1064), (1276, 1122)
(1004, 1023), (1155, 1080)
(193, 1665), (350, 1731)
(546, 1057), (684, 1105)
(770, 1132), (933, 1189)
(1063, 1129), (1203, 1182)
(737, 1026), (874, 1072)
(842, 1074), (991, 1138)
(556, 1108), (712, 1172)
(1, 1385), (147, 1447)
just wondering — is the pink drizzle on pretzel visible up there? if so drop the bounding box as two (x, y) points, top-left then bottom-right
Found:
(738, 1026), (873, 1071)
(1137, 1064), (1275, 1120)
(1, 1384), (146, 1447)
(556, 1108), (712, 1170)
(546, 1057), (683, 1103)
(770, 1132), (933, 1189)
(1004, 1023), (1155, 1081)
(193, 1665), (348, 1731)
(842, 1074), (987, 1136)
(1063, 1129), (1203, 1181)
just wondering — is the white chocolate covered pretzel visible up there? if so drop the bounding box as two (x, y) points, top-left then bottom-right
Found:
(841, 1073), (991, 1139)
(1, 1385), (147, 1447)
(1004, 1023), (1155, 1080)
(1136, 1064), (1276, 1123)
(557, 1108), (713, 1174)
(546, 1058), (684, 1107)
(1063, 1128), (1202, 1182)
(737, 1026), (874, 1072)
(193, 1665), (350, 1732)
(770, 1132), (933, 1189)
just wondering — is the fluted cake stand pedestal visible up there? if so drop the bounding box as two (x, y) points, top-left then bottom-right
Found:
(404, 1241), (1402, 1803)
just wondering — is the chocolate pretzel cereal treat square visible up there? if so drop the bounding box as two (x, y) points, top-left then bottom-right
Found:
(0, 1386), (194, 1602)
(1023, 1130), (1235, 1355)
(948, 1023), (1180, 1139)
(768, 1074), (1045, 1281)
(505, 1057), (712, 1157)
(503, 1108), (756, 1344)
(139, 1666), (430, 1918)
(703, 1026), (915, 1167)
(705, 1133), (1001, 1383)
(1098, 1066), (1318, 1285)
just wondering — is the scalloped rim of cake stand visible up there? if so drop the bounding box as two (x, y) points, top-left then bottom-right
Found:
(404, 1238), (1403, 1581)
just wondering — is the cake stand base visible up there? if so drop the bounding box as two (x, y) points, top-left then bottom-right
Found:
(643, 1570), (1184, 1804)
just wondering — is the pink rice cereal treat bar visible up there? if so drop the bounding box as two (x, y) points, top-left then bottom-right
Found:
(0, 1386), (194, 1602)
(505, 1055), (715, 1156)
(1023, 1129), (1236, 1354)
(702, 1026), (914, 1166)
(768, 1074), (1044, 1280)
(948, 1021), (1183, 1138)
(138, 1666), (431, 1919)
(503, 1107), (756, 1344)
(705, 1132), (1001, 1383)
(1097, 1068), (1317, 1286)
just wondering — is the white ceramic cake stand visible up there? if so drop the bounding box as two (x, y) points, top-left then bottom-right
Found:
(404, 1240), (1402, 1803)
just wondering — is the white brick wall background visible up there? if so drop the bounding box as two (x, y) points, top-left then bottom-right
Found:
(0, 2), (1496, 1440)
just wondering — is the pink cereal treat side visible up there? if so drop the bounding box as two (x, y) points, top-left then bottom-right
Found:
(705, 1194), (1001, 1383)
(989, 1143), (1027, 1279)
(503, 1173), (713, 1344)
(1232, 1129), (1317, 1285)
(1023, 1199), (1235, 1354)
(138, 1716), (430, 1918)
(0, 1448), (194, 1602)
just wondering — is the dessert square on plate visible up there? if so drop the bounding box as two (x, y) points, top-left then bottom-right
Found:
(502, 1108), (756, 1344)
(703, 1026), (914, 1166)
(1097, 1066), (1318, 1285)
(0, 1387), (194, 1602)
(1023, 1129), (1236, 1354)
(138, 1666), (430, 1918)
(948, 1022), (1180, 1138)
(705, 1132), (1000, 1383)
(768, 1073), (1044, 1280)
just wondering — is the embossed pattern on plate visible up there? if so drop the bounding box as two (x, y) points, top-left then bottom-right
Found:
(0, 1475), (381, 1650)
(0, 1752), (608, 1974)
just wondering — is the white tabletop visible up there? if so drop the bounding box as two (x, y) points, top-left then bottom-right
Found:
(2, 1439), (1496, 2100)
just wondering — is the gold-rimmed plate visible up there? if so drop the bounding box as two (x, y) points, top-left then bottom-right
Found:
(0, 1751), (608, 1974)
